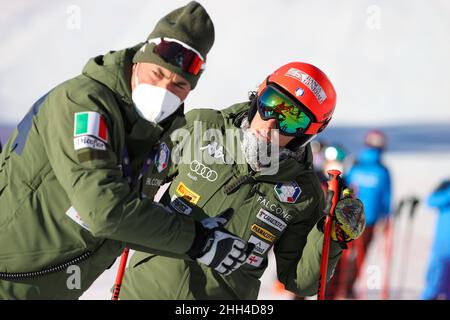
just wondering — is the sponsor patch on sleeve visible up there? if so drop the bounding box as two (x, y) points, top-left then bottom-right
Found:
(74, 112), (109, 143)
(176, 182), (200, 205)
(274, 181), (302, 203)
(248, 235), (271, 255)
(256, 208), (287, 232)
(250, 224), (276, 242)
(74, 135), (106, 151)
(170, 195), (192, 216)
(246, 254), (264, 267)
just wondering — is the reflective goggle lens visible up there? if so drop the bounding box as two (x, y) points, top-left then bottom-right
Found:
(258, 86), (312, 136)
(152, 39), (204, 76)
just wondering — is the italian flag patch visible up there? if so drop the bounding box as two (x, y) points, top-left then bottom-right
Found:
(74, 112), (108, 142)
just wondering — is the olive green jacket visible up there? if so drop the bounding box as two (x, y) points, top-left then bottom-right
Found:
(0, 45), (196, 299)
(120, 103), (342, 299)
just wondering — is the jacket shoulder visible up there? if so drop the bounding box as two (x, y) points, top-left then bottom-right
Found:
(185, 108), (222, 122)
(42, 75), (120, 125)
(48, 75), (119, 115)
(185, 102), (250, 126)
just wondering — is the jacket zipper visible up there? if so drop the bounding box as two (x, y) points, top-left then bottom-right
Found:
(0, 251), (92, 279)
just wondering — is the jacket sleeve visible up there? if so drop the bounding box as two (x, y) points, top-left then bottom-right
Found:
(37, 84), (197, 255)
(273, 192), (342, 297)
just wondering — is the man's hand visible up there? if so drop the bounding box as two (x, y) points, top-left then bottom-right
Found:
(321, 188), (365, 249)
(187, 209), (255, 276)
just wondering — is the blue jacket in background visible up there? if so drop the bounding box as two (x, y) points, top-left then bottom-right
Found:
(422, 179), (450, 299)
(346, 147), (391, 226)
(427, 180), (450, 252)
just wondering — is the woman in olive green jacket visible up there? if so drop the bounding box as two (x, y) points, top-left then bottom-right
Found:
(120, 62), (365, 299)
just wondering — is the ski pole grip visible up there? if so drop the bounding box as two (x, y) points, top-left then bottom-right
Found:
(326, 169), (342, 219)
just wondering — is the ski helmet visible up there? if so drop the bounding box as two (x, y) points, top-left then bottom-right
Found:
(365, 129), (386, 149)
(258, 62), (336, 132)
(250, 62), (337, 147)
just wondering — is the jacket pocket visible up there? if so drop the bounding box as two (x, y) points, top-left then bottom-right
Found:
(130, 251), (156, 269)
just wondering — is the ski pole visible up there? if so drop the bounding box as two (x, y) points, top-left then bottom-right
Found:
(397, 196), (420, 299)
(381, 198), (405, 300)
(111, 247), (130, 300)
(355, 235), (366, 300)
(317, 169), (343, 300)
(382, 215), (393, 300)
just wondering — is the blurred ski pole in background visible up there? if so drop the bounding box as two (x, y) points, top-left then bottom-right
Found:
(396, 196), (420, 299)
(381, 199), (405, 300)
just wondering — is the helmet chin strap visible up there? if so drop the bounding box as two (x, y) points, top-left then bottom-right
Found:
(247, 94), (258, 124)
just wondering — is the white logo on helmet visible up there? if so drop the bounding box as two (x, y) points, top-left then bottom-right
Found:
(295, 87), (304, 97)
(285, 68), (327, 104)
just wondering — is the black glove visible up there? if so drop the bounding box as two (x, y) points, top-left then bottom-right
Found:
(187, 208), (255, 276)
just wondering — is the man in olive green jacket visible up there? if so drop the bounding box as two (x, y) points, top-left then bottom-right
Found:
(120, 62), (366, 299)
(0, 2), (253, 299)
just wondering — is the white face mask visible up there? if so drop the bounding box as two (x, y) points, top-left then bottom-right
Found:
(131, 63), (182, 123)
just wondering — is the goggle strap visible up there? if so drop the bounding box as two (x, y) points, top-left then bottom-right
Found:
(187, 55), (204, 75)
(304, 122), (323, 135)
(147, 37), (205, 62)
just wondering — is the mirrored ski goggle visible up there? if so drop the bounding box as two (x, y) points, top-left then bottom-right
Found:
(257, 85), (315, 137)
(148, 37), (205, 76)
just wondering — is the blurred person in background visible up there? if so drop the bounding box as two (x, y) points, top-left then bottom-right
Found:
(422, 179), (450, 300)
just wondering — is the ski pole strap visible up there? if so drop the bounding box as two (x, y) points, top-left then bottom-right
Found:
(334, 224), (349, 250)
